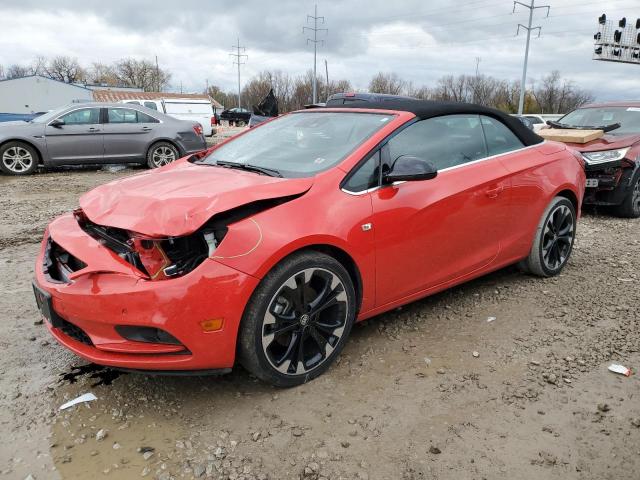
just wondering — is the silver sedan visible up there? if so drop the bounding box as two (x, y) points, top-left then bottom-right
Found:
(0, 102), (207, 175)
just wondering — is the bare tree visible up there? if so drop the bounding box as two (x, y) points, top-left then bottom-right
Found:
(5, 64), (32, 79)
(530, 70), (594, 114)
(44, 56), (86, 83)
(368, 72), (406, 95)
(88, 62), (119, 86)
(114, 58), (171, 92)
(206, 85), (235, 110)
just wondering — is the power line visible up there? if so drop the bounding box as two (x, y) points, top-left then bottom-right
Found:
(230, 37), (247, 108)
(514, 0), (550, 114)
(303, 4), (327, 104)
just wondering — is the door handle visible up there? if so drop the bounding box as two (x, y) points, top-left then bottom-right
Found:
(485, 186), (503, 198)
(87, 127), (100, 132)
(141, 126), (152, 131)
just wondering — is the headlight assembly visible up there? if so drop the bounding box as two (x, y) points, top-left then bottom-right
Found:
(582, 148), (630, 165)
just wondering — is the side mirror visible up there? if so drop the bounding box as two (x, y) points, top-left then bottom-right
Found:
(49, 118), (65, 128)
(384, 155), (438, 183)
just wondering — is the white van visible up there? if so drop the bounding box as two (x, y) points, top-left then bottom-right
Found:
(121, 99), (215, 136)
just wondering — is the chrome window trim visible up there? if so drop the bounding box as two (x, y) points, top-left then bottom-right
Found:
(340, 141), (546, 196)
(106, 106), (163, 124)
(48, 106), (102, 127)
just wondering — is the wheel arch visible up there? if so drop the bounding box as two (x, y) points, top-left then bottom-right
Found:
(249, 242), (364, 315)
(555, 188), (579, 213)
(0, 138), (45, 165)
(146, 138), (184, 158)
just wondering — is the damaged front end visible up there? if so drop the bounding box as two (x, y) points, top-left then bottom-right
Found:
(582, 150), (638, 205)
(74, 209), (224, 281)
(69, 195), (298, 282)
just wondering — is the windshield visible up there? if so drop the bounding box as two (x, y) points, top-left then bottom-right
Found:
(559, 106), (640, 135)
(200, 111), (394, 178)
(29, 105), (72, 124)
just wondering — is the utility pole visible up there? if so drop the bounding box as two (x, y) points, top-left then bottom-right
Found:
(324, 59), (329, 102)
(303, 4), (327, 104)
(155, 55), (160, 92)
(230, 37), (247, 108)
(475, 57), (481, 77)
(513, 0), (549, 114)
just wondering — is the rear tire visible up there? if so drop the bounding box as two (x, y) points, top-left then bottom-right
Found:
(238, 251), (356, 387)
(0, 141), (38, 175)
(519, 196), (576, 277)
(146, 142), (179, 169)
(612, 172), (640, 218)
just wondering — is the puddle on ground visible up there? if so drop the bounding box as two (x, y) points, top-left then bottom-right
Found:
(59, 364), (127, 387)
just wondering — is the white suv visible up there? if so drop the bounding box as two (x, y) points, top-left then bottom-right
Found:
(121, 99), (215, 136)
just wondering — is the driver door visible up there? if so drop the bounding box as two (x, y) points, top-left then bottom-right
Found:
(370, 115), (512, 307)
(44, 107), (104, 164)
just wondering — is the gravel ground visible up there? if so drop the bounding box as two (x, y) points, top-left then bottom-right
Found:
(1, 163), (639, 480)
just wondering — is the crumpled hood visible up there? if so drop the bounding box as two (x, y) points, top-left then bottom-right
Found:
(79, 160), (314, 237)
(564, 133), (640, 153)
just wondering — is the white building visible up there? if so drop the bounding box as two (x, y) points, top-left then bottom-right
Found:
(0, 75), (94, 113)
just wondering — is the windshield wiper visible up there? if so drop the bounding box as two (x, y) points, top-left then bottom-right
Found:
(215, 160), (282, 177)
(547, 121), (621, 133)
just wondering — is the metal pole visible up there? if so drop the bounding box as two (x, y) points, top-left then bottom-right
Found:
(325, 59), (329, 101)
(514, 0), (549, 114)
(313, 5), (318, 103)
(518, 0), (534, 115)
(304, 4), (326, 105)
(237, 38), (241, 108)
(230, 38), (247, 109)
(155, 55), (159, 92)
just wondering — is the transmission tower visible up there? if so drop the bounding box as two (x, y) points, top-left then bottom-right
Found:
(513, 0), (549, 114)
(230, 38), (248, 108)
(303, 4), (327, 104)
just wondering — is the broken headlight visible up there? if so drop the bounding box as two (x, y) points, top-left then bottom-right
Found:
(75, 209), (227, 281)
(130, 229), (224, 281)
(582, 148), (629, 165)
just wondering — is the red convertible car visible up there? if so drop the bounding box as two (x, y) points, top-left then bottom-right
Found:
(34, 101), (585, 386)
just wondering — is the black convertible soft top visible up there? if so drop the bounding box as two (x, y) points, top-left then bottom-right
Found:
(339, 99), (544, 147)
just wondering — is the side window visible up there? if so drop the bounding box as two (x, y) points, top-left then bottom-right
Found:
(59, 108), (100, 125)
(343, 151), (380, 192)
(525, 116), (543, 125)
(481, 116), (524, 156)
(108, 108), (138, 124)
(144, 101), (158, 110)
(136, 111), (159, 123)
(386, 114), (487, 171)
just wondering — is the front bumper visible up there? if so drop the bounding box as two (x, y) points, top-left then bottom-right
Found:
(583, 162), (637, 206)
(34, 213), (259, 371)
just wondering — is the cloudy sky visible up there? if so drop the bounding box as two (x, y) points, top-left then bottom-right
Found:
(0, 0), (638, 100)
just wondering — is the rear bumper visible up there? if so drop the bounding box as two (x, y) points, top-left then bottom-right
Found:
(34, 213), (259, 371)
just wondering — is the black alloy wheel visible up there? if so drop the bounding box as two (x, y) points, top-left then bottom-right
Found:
(540, 203), (574, 272)
(262, 268), (348, 376)
(238, 251), (356, 387)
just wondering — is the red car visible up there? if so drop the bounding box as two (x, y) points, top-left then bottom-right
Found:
(33, 101), (585, 387)
(551, 101), (640, 217)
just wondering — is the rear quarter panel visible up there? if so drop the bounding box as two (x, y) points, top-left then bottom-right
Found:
(499, 141), (585, 262)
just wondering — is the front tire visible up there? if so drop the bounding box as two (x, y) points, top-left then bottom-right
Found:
(613, 172), (640, 218)
(0, 141), (38, 175)
(520, 196), (576, 277)
(238, 251), (356, 387)
(146, 142), (179, 169)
